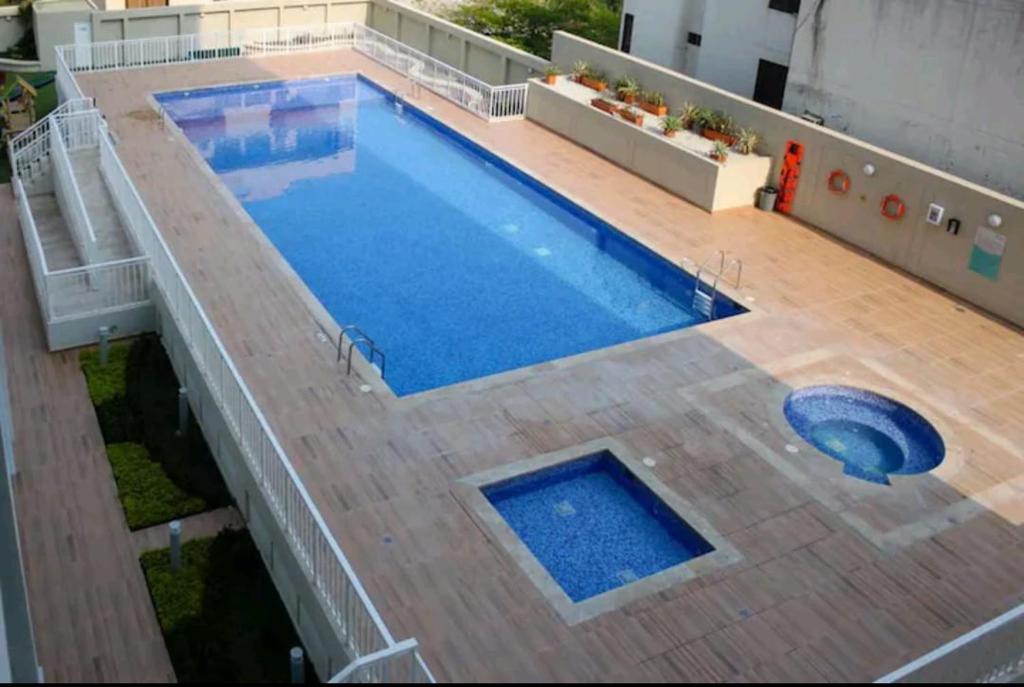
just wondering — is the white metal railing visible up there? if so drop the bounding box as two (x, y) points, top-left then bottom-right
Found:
(352, 24), (528, 121)
(876, 603), (1024, 683)
(47, 257), (152, 322)
(53, 22), (527, 121)
(49, 119), (99, 266)
(14, 178), (52, 321)
(329, 639), (424, 683)
(7, 98), (94, 186)
(95, 121), (433, 682)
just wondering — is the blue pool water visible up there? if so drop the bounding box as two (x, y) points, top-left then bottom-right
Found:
(783, 385), (945, 485)
(156, 75), (744, 395)
(483, 451), (714, 602)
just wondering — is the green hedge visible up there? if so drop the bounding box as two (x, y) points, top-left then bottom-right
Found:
(81, 335), (230, 530)
(141, 530), (311, 683)
(108, 443), (207, 530)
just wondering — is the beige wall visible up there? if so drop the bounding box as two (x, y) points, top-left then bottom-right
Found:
(550, 32), (1024, 327)
(367, 0), (547, 85)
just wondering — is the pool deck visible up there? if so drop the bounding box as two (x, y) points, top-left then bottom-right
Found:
(55, 49), (1024, 681)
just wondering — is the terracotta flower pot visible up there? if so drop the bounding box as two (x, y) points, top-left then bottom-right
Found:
(591, 98), (620, 115)
(664, 130), (678, 138)
(545, 74), (558, 86)
(580, 76), (607, 92)
(618, 110), (644, 126)
(702, 128), (737, 147)
(639, 101), (668, 117)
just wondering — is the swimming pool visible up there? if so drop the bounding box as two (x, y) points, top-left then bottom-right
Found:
(482, 450), (715, 602)
(157, 75), (745, 395)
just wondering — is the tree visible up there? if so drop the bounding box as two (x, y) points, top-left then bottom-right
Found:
(446, 0), (621, 59)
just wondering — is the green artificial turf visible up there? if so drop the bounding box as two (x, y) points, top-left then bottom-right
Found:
(141, 530), (311, 683)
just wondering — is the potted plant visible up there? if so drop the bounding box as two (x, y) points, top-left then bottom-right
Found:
(618, 105), (644, 126)
(662, 114), (683, 138)
(614, 75), (640, 103)
(690, 106), (714, 134)
(591, 97), (620, 115)
(702, 110), (737, 146)
(734, 127), (760, 155)
(679, 102), (700, 131)
(543, 65), (560, 86)
(580, 66), (608, 92)
(571, 61), (589, 83)
(639, 90), (668, 116)
(710, 140), (730, 163)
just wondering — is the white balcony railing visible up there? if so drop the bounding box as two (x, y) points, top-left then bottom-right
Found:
(49, 118), (99, 266)
(95, 119), (434, 682)
(54, 21), (527, 121)
(7, 98), (94, 185)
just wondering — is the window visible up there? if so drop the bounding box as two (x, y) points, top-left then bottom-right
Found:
(620, 13), (634, 53)
(768, 0), (801, 14)
(753, 59), (789, 110)
(687, 32), (702, 47)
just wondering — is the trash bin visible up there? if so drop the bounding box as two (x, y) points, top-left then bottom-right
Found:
(758, 186), (778, 212)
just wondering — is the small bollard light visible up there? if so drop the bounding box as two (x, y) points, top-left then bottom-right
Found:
(290, 647), (304, 684)
(169, 520), (182, 571)
(177, 387), (188, 437)
(98, 326), (111, 366)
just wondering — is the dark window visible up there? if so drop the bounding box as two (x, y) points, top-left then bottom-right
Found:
(768, 0), (801, 14)
(620, 13), (634, 53)
(687, 32), (702, 47)
(753, 58), (789, 109)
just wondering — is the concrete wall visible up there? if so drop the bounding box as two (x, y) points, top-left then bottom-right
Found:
(0, 6), (26, 54)
(619, 0), (796, 99)
(619, 0), (702, 77)
(550, 32), (1024, 328)
(695, 0), (796, 99)
(367, 0), (547, 85)
(526, 81), (771, 212)
(785, 0), (1024, 202)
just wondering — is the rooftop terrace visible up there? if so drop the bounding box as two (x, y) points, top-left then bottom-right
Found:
(42, 47), (1024, 681)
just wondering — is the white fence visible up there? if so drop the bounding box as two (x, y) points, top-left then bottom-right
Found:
(54, 21), (528, 121)
(95, 121), (433, 682)
(7, 98), (94, 185)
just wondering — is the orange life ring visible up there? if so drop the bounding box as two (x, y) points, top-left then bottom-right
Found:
(827, 170), (850, 195)
(881, 194), (906, 220)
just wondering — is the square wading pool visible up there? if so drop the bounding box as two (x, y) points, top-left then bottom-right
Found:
(461, 440), (741, 623)
(155, 74), (746, 397)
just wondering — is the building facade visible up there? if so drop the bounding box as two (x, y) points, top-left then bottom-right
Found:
(618, 0), (1024, 200)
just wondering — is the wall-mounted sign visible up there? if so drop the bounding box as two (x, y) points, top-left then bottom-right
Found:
(968, 227), (1006, 280)
(926, 203), (944, 225)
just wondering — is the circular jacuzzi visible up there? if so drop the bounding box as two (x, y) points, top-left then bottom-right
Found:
(783, 386), (945, 485)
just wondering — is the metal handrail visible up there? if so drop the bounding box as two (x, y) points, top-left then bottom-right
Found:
(346, 338), (387, 379)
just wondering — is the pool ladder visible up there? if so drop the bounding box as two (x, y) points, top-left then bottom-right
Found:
(337, 324), (387, 379)
(692, 251), (742, 319)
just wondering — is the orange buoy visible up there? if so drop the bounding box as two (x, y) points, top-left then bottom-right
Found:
(827, 169), (850, 195)
(881, 194), (906, 220)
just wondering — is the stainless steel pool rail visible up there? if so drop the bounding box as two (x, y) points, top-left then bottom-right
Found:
(692, 251), (742, 319)
(337, 325), (387, 379)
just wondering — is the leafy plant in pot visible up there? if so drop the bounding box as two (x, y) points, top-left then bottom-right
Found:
(580, 66), (609, 92)
(571, 61), (589, 83)
(703, 111), (737, 146)
(679, 103), (700, 131)
(690, 106), (715, 134)
(618, 106), (644, 126)
(543, 65), (560, 86)
(734, 127), (760, 155)
(662, 114), (683, 138)
(710, 140), (730, 163)
(614, 75), (640, 103)
(639, 90), (668, 116)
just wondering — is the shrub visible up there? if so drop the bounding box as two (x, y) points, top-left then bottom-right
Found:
(81, 343), (140, 442)
(142, 530), (311, 683)
(108, 442), (207, 529)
